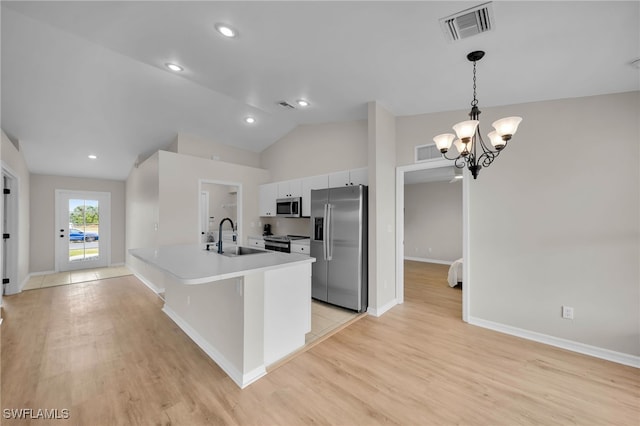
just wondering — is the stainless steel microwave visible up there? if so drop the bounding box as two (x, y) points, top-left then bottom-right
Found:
(276, 197), (301, 218)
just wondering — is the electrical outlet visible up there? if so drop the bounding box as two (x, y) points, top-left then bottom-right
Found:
(562, 305), (574, 319)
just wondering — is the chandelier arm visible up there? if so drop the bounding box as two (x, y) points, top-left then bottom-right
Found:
(477, 130), (505, 155)
(477, 150), (498, 168)
(442, 150), (462, 161)
(454, 157), (467, 169)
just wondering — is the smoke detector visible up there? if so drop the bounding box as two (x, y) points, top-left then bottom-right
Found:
(440, 2), (494, 42)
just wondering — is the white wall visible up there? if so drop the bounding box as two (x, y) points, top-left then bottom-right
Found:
(157, 151), (269, 247)
(125, 152), (161, 288)
(260, 120), (368, 182)
(368, 102), (397, 315)
(176, 133), (260, 168)
(404, 181), (462, 263)
(30, 174), (126, 273)
(1, 132), (30, 293)
(396, 91), (640, 358)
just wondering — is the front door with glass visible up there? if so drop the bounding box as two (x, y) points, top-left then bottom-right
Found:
(56, 190), (110, 271)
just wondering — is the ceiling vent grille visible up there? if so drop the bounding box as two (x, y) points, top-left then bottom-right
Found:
(415, 143), (442, 163)
(439, 2), (494, 42)
(277, 101), (295, 109)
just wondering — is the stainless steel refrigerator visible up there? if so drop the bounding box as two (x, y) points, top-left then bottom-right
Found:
(310, 185), (368, 312)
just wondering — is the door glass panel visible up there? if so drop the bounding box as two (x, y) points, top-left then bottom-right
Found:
(68, 198), (100, 262)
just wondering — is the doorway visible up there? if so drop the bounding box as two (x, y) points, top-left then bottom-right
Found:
(55, 190), (111, 272)
(396, 159), (470, 322)
(198, 179), (241, 245)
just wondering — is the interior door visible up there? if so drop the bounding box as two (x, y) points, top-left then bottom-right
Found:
(56, 190), (110, 271)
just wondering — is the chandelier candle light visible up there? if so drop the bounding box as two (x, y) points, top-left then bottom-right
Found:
(433, 51), (522, 179)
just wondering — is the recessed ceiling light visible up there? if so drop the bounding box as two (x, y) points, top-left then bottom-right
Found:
(215, 24), (237, 38)
(296, 99), (310, 107)
(165, 63), (183, 72)
(454, 174), (463, 179)
(244, 116), (256, 124)
(88, 154), (97, 159)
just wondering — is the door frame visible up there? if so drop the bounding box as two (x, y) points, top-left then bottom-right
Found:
(198, 179), (243, 244)
(395, 159), (471, 322)
(55, 190), (111, 272)
(1, 164), (18, 295)
(200, 190), (210, 242)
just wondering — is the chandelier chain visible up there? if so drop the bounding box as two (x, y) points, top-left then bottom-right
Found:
(471, 60), (478, 107)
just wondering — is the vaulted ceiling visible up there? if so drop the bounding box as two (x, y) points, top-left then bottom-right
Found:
(2, 1), (638, 180)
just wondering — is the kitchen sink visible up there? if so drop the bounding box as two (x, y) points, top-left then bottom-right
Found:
(219, 246), (269, 257)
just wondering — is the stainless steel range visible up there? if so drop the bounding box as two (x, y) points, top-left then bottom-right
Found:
(263, 235), (308, 253)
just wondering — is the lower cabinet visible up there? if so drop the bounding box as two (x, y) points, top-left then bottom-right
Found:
(247, 236), (265, 249)
(290, 242), (310, 255)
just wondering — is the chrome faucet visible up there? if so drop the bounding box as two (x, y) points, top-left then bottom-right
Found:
(218, 217), (235, 254)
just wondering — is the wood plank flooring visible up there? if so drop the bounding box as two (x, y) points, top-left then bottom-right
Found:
(1, 262), (638, 425)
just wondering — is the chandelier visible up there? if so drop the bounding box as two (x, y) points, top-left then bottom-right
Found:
(433, 51), (522, 179)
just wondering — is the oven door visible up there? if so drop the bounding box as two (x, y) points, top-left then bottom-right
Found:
(264, 240), (290, 253)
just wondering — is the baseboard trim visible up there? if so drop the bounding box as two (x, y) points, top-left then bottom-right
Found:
(469, 316), (640, 368)
(129, 270), (165, 295)
(367, 298), (398, 317)
(19, 275), (30, 292)
(404, 256), (453, 266)
(162, 305), (266, 388)
(29, 270), (56, 276)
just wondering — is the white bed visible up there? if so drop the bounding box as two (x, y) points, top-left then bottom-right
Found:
(447, 258), (463, 287)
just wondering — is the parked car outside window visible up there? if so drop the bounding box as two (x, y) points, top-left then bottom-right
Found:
(69, 228), (99, 242)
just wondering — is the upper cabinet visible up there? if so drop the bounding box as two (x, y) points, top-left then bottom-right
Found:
(259, 183), (278, 217)
(301, 174), (329, 217)
(277, 179), (302, 199)
(328, 167), (368, 187)
(261, 167), (367, 217)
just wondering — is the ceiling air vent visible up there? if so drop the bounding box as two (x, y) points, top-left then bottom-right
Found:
(439, 2), (494, 42)
(277, 101), (295, 109)
(415, 143), (442, 163)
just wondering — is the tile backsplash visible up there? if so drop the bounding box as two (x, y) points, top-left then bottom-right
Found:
(261, 217), (311, 237)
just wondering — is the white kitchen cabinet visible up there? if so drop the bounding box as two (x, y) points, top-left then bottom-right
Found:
(259, 183), (278, 217)
(349, 167), (368, 186)
(247, 236), (265, 249)
(328, 170), (350, 187)
(277, 179), (302, 198)
(328, 167), (368, 187)
(290, 241), (310, 255)
(301, 174), (329, 217)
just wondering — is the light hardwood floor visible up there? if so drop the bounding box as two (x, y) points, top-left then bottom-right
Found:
(1, 262), (638, 425)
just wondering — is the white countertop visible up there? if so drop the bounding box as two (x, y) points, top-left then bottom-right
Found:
(130, 244), (315, 285)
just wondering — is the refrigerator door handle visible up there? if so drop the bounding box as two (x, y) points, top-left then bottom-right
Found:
(326, 203), (333, 261)
(322, 203), (329, 261)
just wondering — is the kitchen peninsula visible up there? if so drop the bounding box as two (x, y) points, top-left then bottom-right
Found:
(130, 244), (315, 388)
